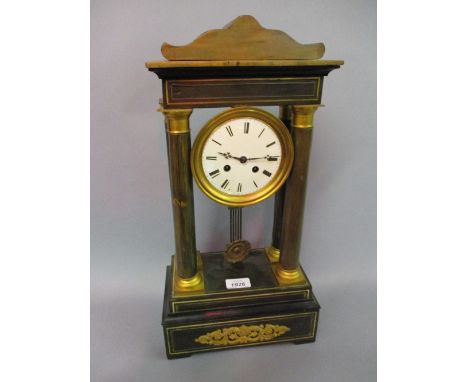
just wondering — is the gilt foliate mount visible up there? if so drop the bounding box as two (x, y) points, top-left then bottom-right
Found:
(195, 324), (291, 346)
(161, 15), (325, 61)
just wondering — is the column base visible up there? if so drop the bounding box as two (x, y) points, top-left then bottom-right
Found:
(273, 264), (307, 286)
(174, 272), (204, 292)
(265, 246), (280, 263)
(173, 254), (205, 294)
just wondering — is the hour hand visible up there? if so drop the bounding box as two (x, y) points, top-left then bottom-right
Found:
(218, 152), (231, 159)
(218, 152), (243, 161)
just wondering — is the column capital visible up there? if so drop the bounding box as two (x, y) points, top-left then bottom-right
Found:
(158, 108), (193, 134)
(291, 105), (321, 129)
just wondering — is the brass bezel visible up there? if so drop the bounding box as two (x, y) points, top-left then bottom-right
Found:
(191, 107), (294, 207)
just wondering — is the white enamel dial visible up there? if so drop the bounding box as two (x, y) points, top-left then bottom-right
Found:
(201, 117), (282, 195)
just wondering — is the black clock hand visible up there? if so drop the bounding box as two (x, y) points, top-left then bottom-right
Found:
(247, 155), (280, 161)
(218, 152), (246, 163)
(218, 152), (237, 159)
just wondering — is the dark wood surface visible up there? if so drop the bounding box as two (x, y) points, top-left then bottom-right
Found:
(149, 64), (340, 79)
(148, 64), (339, 109)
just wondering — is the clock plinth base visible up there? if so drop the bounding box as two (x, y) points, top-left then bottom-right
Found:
(162, 249), (320, 359)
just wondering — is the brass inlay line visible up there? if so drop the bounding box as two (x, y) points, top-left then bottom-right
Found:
(171, 334), (315, 355)
(168, 76), (320, 84)
(169, 312), (312, 330)
(311, 311), (318, 337)
(195, 324), (290, 346)
(171, 289), (310, 312)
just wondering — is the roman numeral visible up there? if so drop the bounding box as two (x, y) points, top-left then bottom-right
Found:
(206, 156), (217, 160)
(258, 128), (265, 138)
(237, 183), (242, 192)
(221, 179), (229, 189)
(225, 125), (233, 137)
(263, 170), (272, 177)
(267, 156), (279, 161)
(212, 139), (222, 146)
(253, 180), (258, 188)
(266, 141), (276, 148)
(209, 169), (220, 178)
(244, 122), (249, 134)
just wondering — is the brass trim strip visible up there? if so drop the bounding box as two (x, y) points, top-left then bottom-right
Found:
(171, 289), (310, 312)
(169, 334), (316, 355)
(168, 312), (313, 330)
(311, 310), (318, 336)
(171, 280), (308, 299)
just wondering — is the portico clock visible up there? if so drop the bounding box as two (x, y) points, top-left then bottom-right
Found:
(145, 15), (343, 359)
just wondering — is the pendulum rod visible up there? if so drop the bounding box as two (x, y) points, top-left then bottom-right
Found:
(229, 207), (242, 242)
(225, 207), (250, 263)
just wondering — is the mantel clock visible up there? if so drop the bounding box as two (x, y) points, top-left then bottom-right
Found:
(145, 15), (343, 359)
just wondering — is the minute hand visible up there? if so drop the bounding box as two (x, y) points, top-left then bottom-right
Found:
(247, 155), (279, 161)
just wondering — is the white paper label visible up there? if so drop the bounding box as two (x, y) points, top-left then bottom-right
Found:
(225, 277), (251, 289)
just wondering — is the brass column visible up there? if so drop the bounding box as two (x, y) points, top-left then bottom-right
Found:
(275, 105), (319, 283)
(266, 105), (292, 262)
(160, 108), (202, 290)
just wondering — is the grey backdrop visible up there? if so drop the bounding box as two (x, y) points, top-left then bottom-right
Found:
(91, 0), (376, 381)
